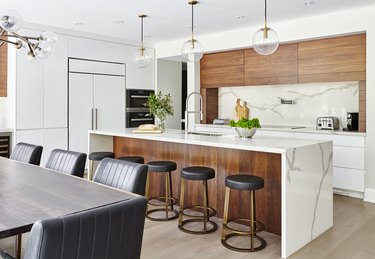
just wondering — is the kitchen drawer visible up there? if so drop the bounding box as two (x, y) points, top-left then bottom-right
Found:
(294, 132), (365, 147)
(333, 146), (364, 170)
(333, 167), (364, 192)
(256, 129), (294, 138)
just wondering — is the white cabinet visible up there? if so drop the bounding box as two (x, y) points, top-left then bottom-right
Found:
(125, 45), (154, 90)
(68, 60), (125, 154)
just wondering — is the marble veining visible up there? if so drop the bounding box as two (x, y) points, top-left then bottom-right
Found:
(219, 82), (358, 128)
(311, 143), (333, 240)
(286, 148), (301, 182)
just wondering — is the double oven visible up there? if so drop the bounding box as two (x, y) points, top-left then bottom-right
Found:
(126, 89), (154, 128)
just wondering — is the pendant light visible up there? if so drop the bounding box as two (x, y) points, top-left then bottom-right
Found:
(133, 14), (153, 68)
(181, 0), (204, 62)
(252, 0), (279, 55)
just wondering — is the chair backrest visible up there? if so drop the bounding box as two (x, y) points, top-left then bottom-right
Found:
(23, 196), (147, 259)
(93, 158), (148, 196)
(10, 142), (43, 166)
(45, 149), (87, 178)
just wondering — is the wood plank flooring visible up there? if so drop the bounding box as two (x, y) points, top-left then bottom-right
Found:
(1, 195), (375, 258)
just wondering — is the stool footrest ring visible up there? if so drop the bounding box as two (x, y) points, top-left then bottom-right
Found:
(180, 205), (217, 218)
(221, 233), (266, 252)
(223, 218), (265, 234)
(146, 208), (179, 221)
(147, 196), (178, 206)
(178, 218), (218, 235)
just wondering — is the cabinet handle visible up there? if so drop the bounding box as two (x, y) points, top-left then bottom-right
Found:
(95, 108), (98, 130)
(130, 95), (149, 98)
(130, 118), (153, 122)
(91, 108), (94, 130)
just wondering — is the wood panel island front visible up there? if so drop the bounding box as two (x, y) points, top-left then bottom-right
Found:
(88, 128), (333, 258)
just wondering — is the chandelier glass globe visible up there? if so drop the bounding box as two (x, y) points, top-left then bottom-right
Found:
(132, 48), (153, 68)
(0, 9), (23, 32)
(181, 39), (204, 62)
(252, 27), (279, 55)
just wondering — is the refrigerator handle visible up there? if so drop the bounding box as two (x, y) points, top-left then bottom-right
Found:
(91, 108), (94, 130)
(95, 108), (98, 130)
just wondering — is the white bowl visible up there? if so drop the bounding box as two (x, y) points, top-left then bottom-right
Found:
(235, 127), (257, 138)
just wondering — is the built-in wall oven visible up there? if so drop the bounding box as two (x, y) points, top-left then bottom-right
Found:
(126, 89), (154, 127)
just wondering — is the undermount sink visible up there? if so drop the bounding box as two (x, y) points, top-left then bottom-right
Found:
(185, 131), (223, 136)
(261, 125), (306, 130)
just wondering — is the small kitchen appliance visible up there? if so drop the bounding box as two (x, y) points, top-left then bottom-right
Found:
(346, 112), (359, 131)
(316, 116), (340, 130)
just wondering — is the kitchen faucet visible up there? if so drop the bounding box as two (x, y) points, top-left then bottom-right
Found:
(184, 92), (203, 137)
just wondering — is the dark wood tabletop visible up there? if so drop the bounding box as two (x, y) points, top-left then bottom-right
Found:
(0, 157), (136, 238)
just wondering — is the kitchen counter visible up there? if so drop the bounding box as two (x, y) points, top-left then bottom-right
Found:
(88, 128), (333, 258)
(195, 123), (366, 136)
(0, 128), (13, 133)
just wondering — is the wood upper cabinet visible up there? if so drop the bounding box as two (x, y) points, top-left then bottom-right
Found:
(244, 44), (298, 86)
(200, 49), (244, 88)
(0, 40), (7, 97)
(298, 34), (366, 83)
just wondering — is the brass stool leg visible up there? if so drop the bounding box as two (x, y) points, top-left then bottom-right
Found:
(169, 171), (174, 210)
(15, 234), (22, 259)
(221, 187), (231, 240)
(250, 190), (255, 251)
(203, 180), (208, 232)
(178, 179), (185, 227)
(165, 172), (170, 219)
(88, 160), (94, 180)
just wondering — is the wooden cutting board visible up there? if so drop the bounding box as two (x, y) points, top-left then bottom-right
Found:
(132, 129), (163, 134)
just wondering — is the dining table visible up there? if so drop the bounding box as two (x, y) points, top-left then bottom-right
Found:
(0, 156), (137, 258)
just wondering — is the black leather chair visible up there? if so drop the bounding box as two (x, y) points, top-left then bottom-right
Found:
(93, 158), (148, 196)
(0, 196), (147, 259)
(10, 142), (43, 166)
(45, 149), (87, 178)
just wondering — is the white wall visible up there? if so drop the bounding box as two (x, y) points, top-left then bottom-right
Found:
(155, 5), (375, 199)
(156, 59), (182, 129)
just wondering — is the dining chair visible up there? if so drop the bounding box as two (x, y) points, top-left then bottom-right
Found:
(93, 158), (148, 196)
(45, 149), (87, 178)
(10, 142), (43, 166)
(0, 196), (147, 259)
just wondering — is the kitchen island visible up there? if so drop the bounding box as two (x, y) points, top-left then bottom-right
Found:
(88, 128), (333, 258)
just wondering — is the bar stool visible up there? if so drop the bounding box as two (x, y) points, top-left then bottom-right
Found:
(88, 151), (115, 180)
(221, 174), (266, 252)
(118, 156), (144, 164)
(178, 166), (218, 234)
(146, 161), (179, 221)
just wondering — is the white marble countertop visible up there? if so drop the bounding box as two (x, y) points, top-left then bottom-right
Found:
(196, 124), (366, 137)
(0, 128), (13, 133)
(89, 128), (330, 154)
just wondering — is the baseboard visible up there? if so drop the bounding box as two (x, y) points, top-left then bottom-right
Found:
(364, 188), (375, 203)
(333, 188), (364, 199)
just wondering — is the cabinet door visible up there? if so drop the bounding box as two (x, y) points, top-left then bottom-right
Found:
(68, 73), (93, 154)
(93, 75), (125, 130)
(44, 34), (68, 128)
(15, 129), (44, 149)
(16, 29), (44, 130)
(43, 128), (68, 165)
(0, 40), (7, 97)
(125, 45), (154, 90)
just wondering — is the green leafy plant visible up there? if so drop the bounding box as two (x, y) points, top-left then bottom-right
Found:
(144, 91), (174, 122)
(229, 118), (261, 129)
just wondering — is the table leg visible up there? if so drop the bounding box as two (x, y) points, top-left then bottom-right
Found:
(15, 234), (22, 259)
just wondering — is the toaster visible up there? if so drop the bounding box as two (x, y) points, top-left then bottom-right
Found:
(316, 116), (340, 130)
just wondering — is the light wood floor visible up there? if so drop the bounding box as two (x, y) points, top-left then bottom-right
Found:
(2, 195), (375, 258)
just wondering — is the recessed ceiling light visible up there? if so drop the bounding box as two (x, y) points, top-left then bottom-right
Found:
(74, 22), (84, 26)
(110, 19), (125, 24)
(236, 16), (246, 19)
(144, 35), (151, 38)
(303, 1), (314, 5)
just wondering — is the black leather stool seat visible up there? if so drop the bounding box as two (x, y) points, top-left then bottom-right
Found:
(225, 174), (264, 191)
(118, 156), (144, 164)
(181, 166), (215, 180)
(147, 161), (177, 172)
(89, 151), (115, 161)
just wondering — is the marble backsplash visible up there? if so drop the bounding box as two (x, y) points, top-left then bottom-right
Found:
(218, 82), (358, 128)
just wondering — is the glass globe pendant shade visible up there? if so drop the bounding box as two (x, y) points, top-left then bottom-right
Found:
(34, 42), (52, 59)
(132, 48), (153, 68)
(0, 9), (23, 32)
(26, 50), (42, 63)
(181, 39), (204, 62)
(252, 27), (279, 55)
(39, 31), (58, 46)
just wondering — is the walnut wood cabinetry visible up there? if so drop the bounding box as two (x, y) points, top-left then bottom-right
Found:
(0, 40), (7, 97)
(244, 44), (298, 86)
(200, 49), (244, 88)
(298, 34), (366, 83)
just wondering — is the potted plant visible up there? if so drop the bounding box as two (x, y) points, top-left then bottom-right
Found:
(144, 91), (174, 131)
(229, 118), (261, 138)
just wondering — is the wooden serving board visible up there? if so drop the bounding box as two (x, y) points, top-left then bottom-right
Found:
(132, 129), (163, 134)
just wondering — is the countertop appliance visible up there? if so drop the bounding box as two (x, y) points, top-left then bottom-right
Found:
(126, 89), (154, 127)
(316, 116), (339, 130)
(346, 112), (359, 131)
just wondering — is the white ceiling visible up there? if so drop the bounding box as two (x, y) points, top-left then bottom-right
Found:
(2, 0), (375, 43)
